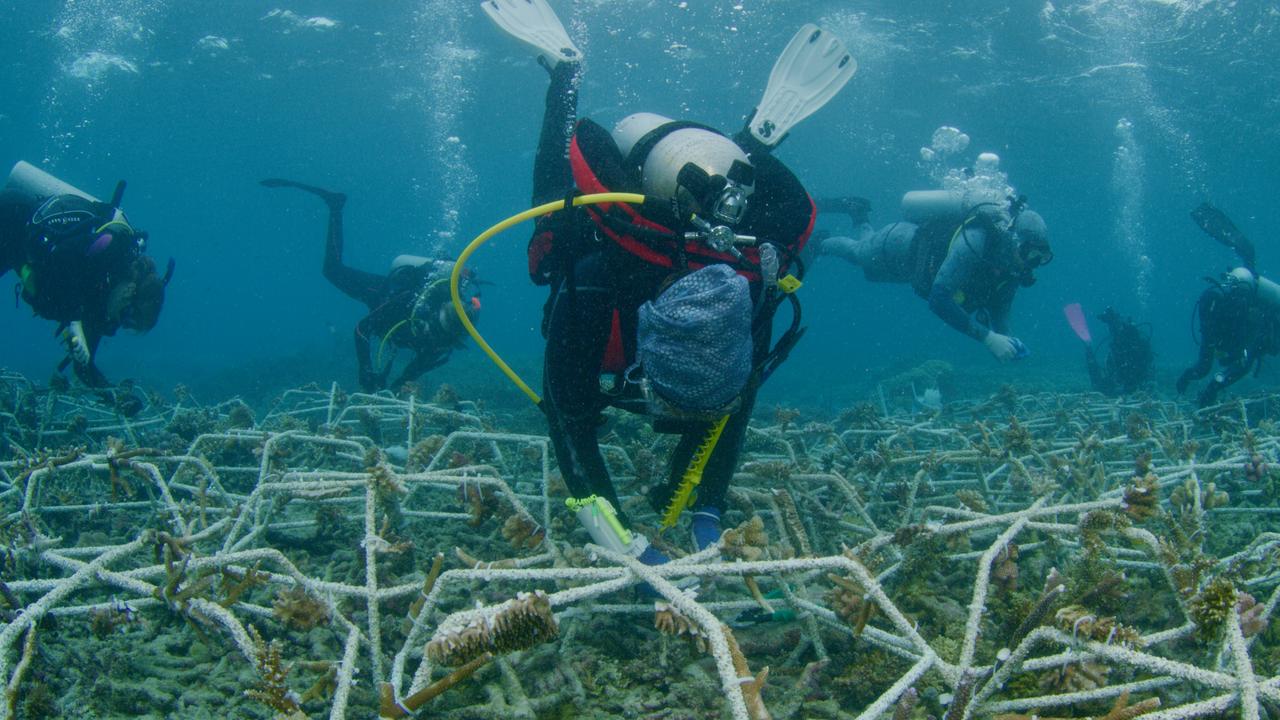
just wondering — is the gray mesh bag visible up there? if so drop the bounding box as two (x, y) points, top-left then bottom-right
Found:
(637, 264), (753, 413)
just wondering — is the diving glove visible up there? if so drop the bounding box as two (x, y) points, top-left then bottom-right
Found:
(59, 322), (91, 366)
(983, 331), (1020, 362)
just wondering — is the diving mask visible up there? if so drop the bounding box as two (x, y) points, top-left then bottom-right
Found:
(1018, 239), (1053, 269)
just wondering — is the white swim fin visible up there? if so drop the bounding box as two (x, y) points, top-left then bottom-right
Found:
(746, 24), (856, 148)
(482, 0), (581, 66)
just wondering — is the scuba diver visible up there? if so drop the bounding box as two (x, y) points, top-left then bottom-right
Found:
(260, 179), (481, 394)
(815, 162), (1052, 362)
(484, 0), (854, 564)
(1178, 268), (1280, 407)
(1084, 307), (1154, 396)
(1178, 202), (1278, 407)
(1, 161), (171, 387)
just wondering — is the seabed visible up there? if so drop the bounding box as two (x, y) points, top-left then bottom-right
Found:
(2, 369), (1280, 720)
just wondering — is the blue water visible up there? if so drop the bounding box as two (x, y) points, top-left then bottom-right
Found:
(3, 0), (1278, 409)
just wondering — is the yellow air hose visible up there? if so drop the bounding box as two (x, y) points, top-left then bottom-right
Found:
(659, 413), (730, 530)
(449, 192), (646, 406)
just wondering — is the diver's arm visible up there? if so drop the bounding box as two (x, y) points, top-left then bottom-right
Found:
(927, 283), (986, 340)
(928, 227), (988, 340)
(1197, 356), (1252, 407)
(353, 317), (385, 392)
(1176, 344), (1214, 394)
(392, 350), (449, 392)
(70, 332), (110, 388)
(987, 285), (1015, 335)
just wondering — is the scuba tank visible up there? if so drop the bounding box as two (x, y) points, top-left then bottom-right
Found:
(1228, 267), (1280, 310)
(3, 161), (101, 204)
(901, 152), (1009, 225)
(901, 186), (1010, 225)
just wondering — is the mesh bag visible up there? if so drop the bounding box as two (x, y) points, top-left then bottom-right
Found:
(637, 264), (752, 412)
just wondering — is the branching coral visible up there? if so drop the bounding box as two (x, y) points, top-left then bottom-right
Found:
(425, 591), (558, 667)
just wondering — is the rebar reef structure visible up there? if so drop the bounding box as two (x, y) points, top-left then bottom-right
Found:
(2, 369), (1280, 719)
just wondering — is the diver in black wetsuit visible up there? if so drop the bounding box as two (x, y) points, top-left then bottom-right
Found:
(1177, 269), (1280, 408)
(1177, 203), (1280, 407)
(1086, 307), (1153, 396)
(1, 162), (171, 387)
(521, 57), (816, 561)
(260, 180), (480, 393)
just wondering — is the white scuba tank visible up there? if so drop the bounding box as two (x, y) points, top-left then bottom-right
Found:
(1228, 267), (1280, 310)
(901, 151), (1008, 225)
(901, 190), (965, 224)
(3, 161), (99, 203)
(391, 254), (431, 271)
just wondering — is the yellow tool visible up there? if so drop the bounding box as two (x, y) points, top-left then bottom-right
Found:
(659, 414), (730, 530)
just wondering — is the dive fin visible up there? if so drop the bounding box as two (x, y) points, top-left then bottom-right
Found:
(744, 24), (856, 150)
(260, 178), (346, 209)
(1192, 201), (1255, 270)
(481, 0), (581, 66)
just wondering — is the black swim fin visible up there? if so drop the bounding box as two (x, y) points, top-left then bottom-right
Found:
(1192, 201), (1255, 270)
(260, 178), (346, 210)
(816, 196), (871, 225)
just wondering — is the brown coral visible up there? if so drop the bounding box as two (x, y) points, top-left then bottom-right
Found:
(826, 573), (876, 635)
(773, 489), (813, 557)
(501, 513), (546, 550)
(245, 625), (302, 716)
(458, 481), (498, 527)
(992, 543), (1020, 594)
(1054, 605), (1142, 647)
(1188, 576), (1238, 641)
(654, 602), (710, 653)
(426, 591), (558, 667)
(272, 584), (332, 631)
(1123, 472), (1160, 522)
(721, 515), (770, 562)
(1039, 659), (1110, 694)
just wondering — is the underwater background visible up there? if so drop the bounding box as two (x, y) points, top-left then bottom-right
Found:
(4, 0), (1279, 409)
(7, 4), (1280, 720)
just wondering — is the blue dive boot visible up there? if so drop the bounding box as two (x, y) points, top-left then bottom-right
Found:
(691, 507), (723, 552)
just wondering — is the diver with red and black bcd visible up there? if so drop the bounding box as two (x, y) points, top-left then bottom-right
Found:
(484, 0), (856, 565)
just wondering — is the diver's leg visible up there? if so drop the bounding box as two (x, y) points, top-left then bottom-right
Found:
(532, 60), (582, 206)
(815, 223), (874, 263)
(543, 250), (626, 514)
(318, 198), (386, 308)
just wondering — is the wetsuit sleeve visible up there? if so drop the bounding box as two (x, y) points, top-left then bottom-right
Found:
(321, 200), (387, 309)
(392, 350), (449, 391)
(531, 61), (581, 206)
(928, 227), (988, 341)
(354, 316), (385, 392)
(71, 331), (110, 388)
(987, 283), (1015, 335)
(1197, 356), (1253, 407)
